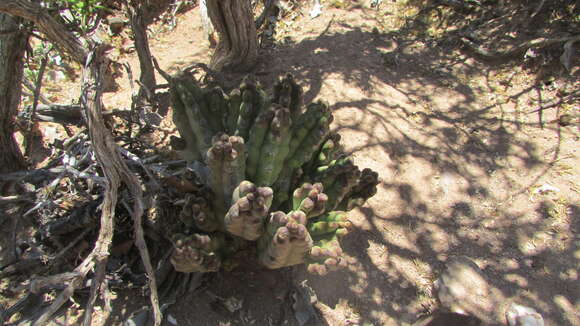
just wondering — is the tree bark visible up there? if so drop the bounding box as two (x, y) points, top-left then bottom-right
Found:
(206, 0), (258, 72)
(0, 13), (28, 174)
(0, 0), (87, 64)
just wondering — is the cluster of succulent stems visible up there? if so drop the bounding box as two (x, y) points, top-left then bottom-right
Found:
(167, 73), (379, 275)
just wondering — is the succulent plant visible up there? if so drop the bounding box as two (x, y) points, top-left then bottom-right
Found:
(166, 73), (379, 275)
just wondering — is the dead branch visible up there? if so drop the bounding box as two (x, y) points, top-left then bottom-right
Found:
(25, 53), (49, 157)
(126, 0), (157, 101)
(84, 44), (162, 326)
(123, 62), (140, 136)
(461, 34), (580, 59)
(527, 90), (580, 114)
(83, 259), (107, 326)
(30, 272), (82, 294)
(151, 56), (172, 82)
(0, 195), (33, 205)
(127, 197), (163, 326)
(19, 103), (131, 125)
(1, 293), (44, 325)
(25, 43), (161, 326)
(0, 167), (64, 183)
(22, 78), (51, 105)
(0, 257), (43, 278)
(31, 45), (113, 326)
(21, 90), (50, 105)
(30, 53), (49, 124)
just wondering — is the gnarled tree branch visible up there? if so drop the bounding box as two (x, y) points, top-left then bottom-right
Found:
(0, 0), (87, 63)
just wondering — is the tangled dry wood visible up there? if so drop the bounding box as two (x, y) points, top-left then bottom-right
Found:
(0, 44), (163, 326)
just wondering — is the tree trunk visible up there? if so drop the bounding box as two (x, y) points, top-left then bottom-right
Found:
(128, 1), (156, 100)
(0, 13), (28, 174)
(206, 0), (258, 72)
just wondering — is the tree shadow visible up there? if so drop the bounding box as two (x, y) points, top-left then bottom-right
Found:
(233, 8), (577, 326)
(143, 5), (577, 326)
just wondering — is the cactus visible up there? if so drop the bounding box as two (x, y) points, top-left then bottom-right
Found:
(337, 168), (380, 211)
(226, 89), (241, 134)
(170, 233), (223, 273)
(315, 133), (342, 167)
(254, 106), (292, 187)
(235, 80), (265, 141)
(169, 86), (201, 161)
(206, 133), (247, 216)
(205, 86), (228, 132)
(166, 73), (379, 275)
(245, 107), (275, 180)
(292, 182), (327, 218)
(180, 193), (220, 232)
(307, 233), (349, 275)
(224, 181), (273, 240)
(305, 211), (351, 275)
(172, 73), (214, 155)
(258, 211), (313, 269)
(273, 73), (303, 119)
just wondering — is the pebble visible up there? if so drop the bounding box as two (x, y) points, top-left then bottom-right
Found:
(506, 303), (544, 326)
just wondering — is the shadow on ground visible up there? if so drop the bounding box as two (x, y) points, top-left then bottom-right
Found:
(104, 5), (579, 326)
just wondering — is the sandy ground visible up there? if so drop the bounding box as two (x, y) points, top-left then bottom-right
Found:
(6, 1), (578, 325)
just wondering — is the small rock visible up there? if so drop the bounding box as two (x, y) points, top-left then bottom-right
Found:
(506, 303), (544, 326)
(167, 314), (178, 325)
(108, 17), (126, 35)
(434, 256), (503, 323)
